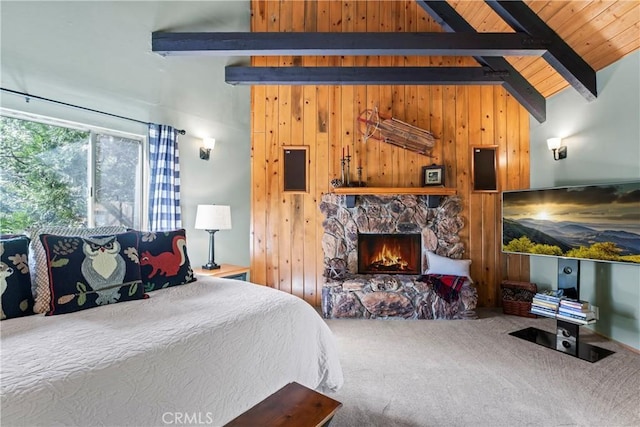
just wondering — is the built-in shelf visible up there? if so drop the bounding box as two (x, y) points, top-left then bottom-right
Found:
(330, 187), (457, 196)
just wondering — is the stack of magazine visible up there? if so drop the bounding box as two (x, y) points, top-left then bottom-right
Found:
(557, 299), (597, 324)
(530, 290), (597, 325)
(530, 290), (563, 318)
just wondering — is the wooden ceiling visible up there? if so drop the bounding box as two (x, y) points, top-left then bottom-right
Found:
(452, 0), (639, 98)
(152, 0), (639, 120)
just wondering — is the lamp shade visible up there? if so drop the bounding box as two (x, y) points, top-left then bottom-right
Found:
(203, 138), (216, 150)
(547, 138), (562, 150)
(195, 205), (232, 230)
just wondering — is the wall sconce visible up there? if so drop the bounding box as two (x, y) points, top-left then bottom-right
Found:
(547, 137), (567, 161)
(200, 138), (216, 160)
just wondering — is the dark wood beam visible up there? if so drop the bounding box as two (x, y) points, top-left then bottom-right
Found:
(485, 0), (597, 101)
(153, 32), (548, 57)
(225, 67), (506, 86)
(415, 0), (546, 123)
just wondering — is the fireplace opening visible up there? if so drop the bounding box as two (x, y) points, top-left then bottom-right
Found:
(358, 233), (422, 274)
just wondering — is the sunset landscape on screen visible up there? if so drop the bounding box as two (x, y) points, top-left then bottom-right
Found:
(502, 182), (640, 264)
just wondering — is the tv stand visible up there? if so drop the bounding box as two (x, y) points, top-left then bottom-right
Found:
(509, 259), (615, 363)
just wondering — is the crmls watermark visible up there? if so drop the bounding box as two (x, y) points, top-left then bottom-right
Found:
(162, 412), (215, 425)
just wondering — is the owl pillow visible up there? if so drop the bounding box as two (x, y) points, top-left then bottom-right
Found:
(29, 225), (128, 313)
(39, 231), (147, 316)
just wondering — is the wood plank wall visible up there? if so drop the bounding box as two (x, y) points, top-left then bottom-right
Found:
(250, 0), (531, 308)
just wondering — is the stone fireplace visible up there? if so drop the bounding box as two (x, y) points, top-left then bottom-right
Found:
(320, 193), (477, 319)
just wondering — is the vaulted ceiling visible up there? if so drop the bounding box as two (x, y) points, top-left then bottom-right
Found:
(452, 0), (639, 99)
(153, 1), (639, 122)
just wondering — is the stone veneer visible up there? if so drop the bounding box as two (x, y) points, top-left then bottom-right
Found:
(321, 274), (478, 319)
(320, 193), (478, 319)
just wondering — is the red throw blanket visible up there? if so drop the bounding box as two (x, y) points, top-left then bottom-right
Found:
(417, 274), (466, 303)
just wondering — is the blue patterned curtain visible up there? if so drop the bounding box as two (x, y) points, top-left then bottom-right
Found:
(148, 124), (181, 231)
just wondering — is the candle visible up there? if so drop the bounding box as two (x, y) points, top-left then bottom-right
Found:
(342, 147), (345, 158)
(347, 146), (350, 156)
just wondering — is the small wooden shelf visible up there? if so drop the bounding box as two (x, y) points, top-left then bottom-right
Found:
(330, 187), (456, 196)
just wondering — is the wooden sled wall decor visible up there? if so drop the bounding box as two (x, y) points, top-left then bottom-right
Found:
(357, 108), (437, 157)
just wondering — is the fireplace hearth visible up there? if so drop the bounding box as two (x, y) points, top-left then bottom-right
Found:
(358, 233), (421, 274)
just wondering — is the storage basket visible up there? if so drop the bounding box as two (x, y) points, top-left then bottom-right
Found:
(501, 280), (537, 318)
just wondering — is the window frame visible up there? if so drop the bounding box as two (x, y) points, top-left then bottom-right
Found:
(0, 108), (148, 230)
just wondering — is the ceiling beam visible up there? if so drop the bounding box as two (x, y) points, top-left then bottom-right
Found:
(153, 32), (548, 57)
(485, 0), (596, 101)
(415, 0), (546, 123)
(225, 67), (507, 86)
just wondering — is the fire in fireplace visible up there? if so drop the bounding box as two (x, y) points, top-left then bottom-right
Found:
(358, 233), (422, 274)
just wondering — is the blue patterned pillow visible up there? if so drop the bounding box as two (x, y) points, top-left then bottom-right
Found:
(39, 231), (147, 315)
(1, 236), (34, 320)
(135, 229), (196, 292)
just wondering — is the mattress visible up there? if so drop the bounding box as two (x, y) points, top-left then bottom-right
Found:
(0, 277), (344, 426)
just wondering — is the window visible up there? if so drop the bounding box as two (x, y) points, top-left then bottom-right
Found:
(0, 113), (145, 233)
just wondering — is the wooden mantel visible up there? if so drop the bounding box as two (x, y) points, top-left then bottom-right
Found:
(330, 187), (457, 196)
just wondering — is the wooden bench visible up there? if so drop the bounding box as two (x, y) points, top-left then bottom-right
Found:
(224, 382), (342, 427)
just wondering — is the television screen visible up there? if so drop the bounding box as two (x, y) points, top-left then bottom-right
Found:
(502, 181), (640, 265)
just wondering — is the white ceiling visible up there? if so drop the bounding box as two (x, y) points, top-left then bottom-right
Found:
(1, 1), (251, 135)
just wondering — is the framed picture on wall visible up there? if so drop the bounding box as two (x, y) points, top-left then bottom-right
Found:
(422, 164), (445, 186)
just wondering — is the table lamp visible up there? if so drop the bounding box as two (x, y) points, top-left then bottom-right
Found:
(195, 204), (232, 270)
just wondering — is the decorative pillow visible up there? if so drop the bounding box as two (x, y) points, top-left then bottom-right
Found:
(134, 229), (196, 292)
(39, 231), (146, 316)
(28, 225), (127, 313)
(425, 251), (473, 283)
(1, 236), (34, 320)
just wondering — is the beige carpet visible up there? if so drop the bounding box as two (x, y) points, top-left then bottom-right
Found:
(324, 309), (640, 427)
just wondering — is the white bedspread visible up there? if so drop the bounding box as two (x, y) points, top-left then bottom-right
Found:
(0, 277), (344, 426)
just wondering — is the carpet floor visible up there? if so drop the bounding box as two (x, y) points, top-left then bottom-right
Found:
(324, 309), (640, 427)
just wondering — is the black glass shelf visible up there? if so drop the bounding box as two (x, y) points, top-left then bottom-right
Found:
(508, 259), (615, 363)
(510, 325), (615, 363)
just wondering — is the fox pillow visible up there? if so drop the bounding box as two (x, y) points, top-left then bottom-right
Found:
(134, 229), (196, 292)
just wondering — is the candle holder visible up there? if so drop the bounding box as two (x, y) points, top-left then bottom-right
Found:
(344, 155), (351, 187)
(355, 165), (365, 187)
(340, 154), (353, 187)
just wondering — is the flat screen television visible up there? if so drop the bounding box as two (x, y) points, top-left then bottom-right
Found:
(502, 181), (640, 265)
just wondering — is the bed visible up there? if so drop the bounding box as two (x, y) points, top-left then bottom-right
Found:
(0, 276), (344, 426)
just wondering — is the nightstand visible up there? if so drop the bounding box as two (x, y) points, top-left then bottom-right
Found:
(194, 264), (249, 281)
